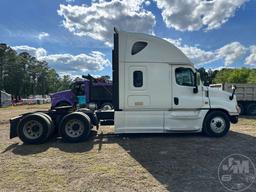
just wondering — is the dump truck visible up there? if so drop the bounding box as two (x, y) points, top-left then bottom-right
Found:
(210, 83), (256, 115)
(50, 75), (113, 110)
(9, 29), (239, 144)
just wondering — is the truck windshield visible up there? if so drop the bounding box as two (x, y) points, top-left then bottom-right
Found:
(71, 82), (85, 96)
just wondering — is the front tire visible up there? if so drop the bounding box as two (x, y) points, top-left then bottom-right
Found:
(59, 112), (91, 143)
(203, 111), (230, 137)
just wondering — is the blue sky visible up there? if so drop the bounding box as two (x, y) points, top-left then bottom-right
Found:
(0, 0), (256, 78)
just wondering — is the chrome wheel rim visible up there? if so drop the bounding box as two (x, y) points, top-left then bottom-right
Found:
(210, 117), (226, 133)
(23, 120), (43, 139)
(64, 119), (84, 138)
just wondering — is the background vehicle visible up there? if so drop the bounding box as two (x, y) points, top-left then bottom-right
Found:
(0, 90), (11, 107)
(210, 83), (256, 115)
(10, 29), (239, 144)
(50, 75), (112, 110)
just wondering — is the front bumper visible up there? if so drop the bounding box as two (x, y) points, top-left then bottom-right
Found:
(229, 115), (238, 124)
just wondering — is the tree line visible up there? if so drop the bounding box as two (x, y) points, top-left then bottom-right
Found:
(197, 67), (256, 85)
(0, 44), (73, 99)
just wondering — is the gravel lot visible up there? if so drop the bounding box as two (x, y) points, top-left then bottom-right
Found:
(0, 104), (256, 192)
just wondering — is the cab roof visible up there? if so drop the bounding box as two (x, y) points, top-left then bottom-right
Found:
(118, 30), (193, 66)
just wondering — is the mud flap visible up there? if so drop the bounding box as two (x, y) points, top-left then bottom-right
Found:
(10, 116), (21, 139)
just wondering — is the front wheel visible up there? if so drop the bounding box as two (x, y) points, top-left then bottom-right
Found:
(203, 111), (230, 137)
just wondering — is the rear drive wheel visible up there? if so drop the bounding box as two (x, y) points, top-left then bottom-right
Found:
(18, 113), (52, 144)
(203, 111), (230, 137)
(35, 112), (55, 137)
(247, 103), (256, 116)
(59, 112), (91, 143)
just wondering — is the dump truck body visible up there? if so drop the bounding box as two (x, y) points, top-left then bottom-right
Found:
(210, 83), (256, 115)
(50, 80), (112, 109)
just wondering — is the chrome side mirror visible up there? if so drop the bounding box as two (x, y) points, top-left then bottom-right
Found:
(229, 85), (237, 100)
(193, 72), (199, 94)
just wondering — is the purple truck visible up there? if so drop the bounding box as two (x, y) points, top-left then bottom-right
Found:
(50, 76), (113, 110)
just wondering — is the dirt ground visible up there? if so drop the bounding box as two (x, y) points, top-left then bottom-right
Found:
(0, 104), (256, 192)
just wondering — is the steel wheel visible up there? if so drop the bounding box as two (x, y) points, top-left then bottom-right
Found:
(64, 119), (84, 138)
(210, 117), (226, 134)
(23, 120), (43, 139)
(18, 113), (51, 144)
(203, 111), (230, 137)
(60, 112), (91, 143)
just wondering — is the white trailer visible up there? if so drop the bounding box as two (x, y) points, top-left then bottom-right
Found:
(210, 83), (256, 115)
(10, 29), (239, 144)
(0, 90), (12, 107)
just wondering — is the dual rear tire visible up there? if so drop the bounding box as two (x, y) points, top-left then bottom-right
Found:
(18, 112), (91, 144)
(18, 113), (54, 144)
(59, 112), (91, 143)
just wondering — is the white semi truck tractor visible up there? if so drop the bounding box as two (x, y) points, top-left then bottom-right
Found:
(9, 29), (239, 144)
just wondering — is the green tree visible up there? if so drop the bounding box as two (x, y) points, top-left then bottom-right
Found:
(58, 75), (73, 91)
(46, 69), (61, 94)
(247, 69), (256, 84)
(213, 68), (251, 84)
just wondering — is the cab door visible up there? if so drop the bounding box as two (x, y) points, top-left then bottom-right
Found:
(171, 65), (204, 109)
(164, 65), (209, 131)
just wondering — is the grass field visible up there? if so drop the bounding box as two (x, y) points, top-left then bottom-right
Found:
(0, 104), (256, 192)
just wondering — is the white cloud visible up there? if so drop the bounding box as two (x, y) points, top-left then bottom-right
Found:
(154, 0), (248, 31)
(216, 42), (247, 66)
(145, 0), (151, 6)
(164, 38), (217, 64)
(40, 51), (110, 73)
(66, 0), (75, 2)
(13, 45), (47, 58)
(12, 45), (110, 74)
(245, 45), (256, 65)
(57, 0), (156, 46)
(164, 38), (247, 66)
(38, 32), (49, 40)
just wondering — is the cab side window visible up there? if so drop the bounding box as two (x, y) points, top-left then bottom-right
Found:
(175, 67), (195, 86)
(133, 71), (143, 87)
(131, 42), (148, 55)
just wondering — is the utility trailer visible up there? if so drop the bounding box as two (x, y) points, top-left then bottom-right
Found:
(10, 29), (240, 144)
(210, 83), (256, 115)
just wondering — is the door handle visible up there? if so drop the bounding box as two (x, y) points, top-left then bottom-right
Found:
(174, 97), (179, 105)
